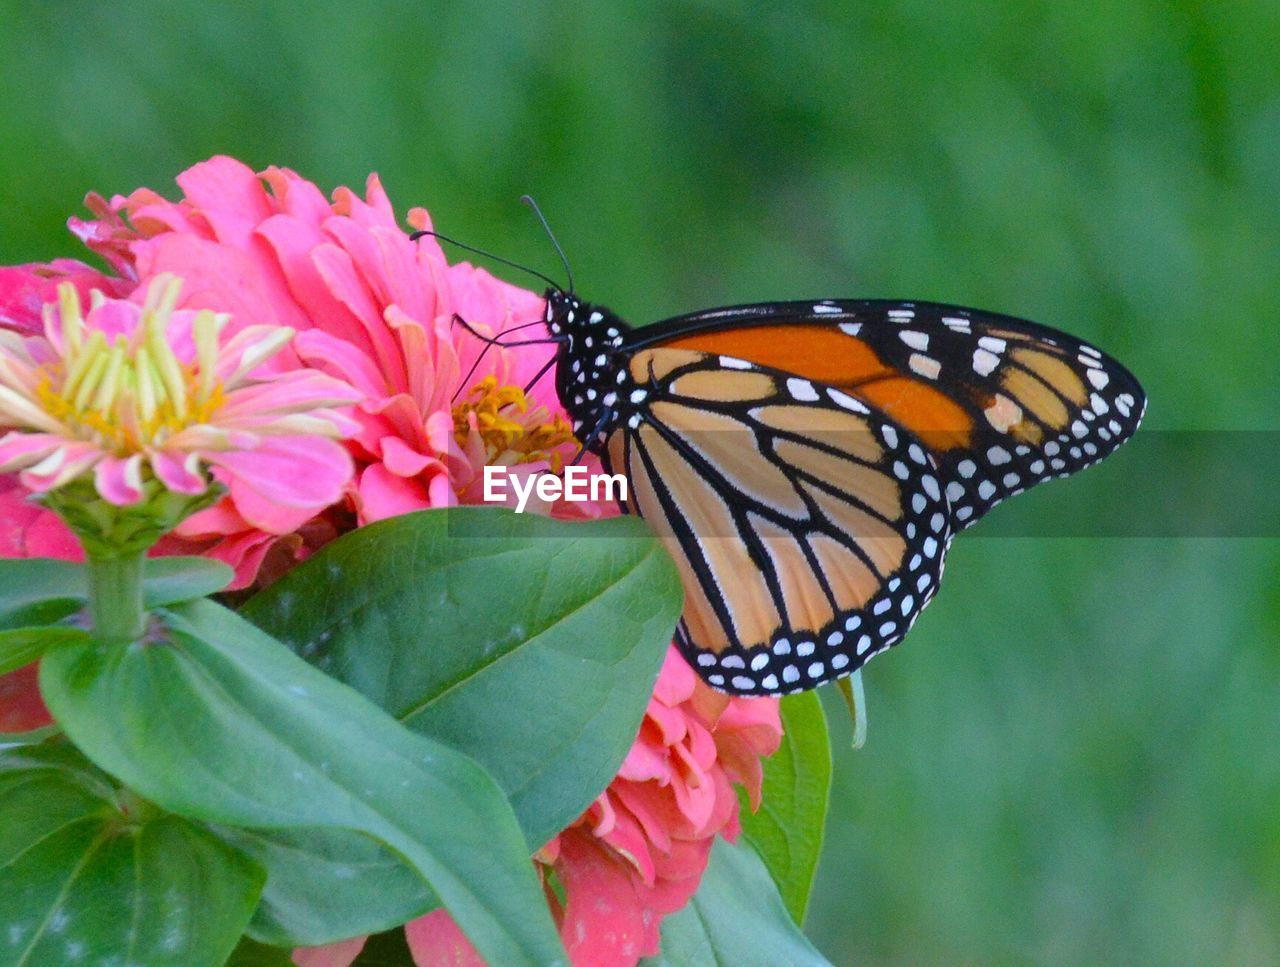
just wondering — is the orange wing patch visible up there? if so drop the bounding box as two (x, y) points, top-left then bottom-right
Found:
(658, 324), (975, 450)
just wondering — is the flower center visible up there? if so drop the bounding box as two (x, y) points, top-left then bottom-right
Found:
(452, 376), (576, 472)
(35, 278), (228, 454)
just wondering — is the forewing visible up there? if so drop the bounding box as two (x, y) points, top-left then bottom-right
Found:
(644, 299), (1146, 528)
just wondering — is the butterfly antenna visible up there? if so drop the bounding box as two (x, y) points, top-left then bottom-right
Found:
(410, 228), (563, 291)
(520, 195), (574, 294)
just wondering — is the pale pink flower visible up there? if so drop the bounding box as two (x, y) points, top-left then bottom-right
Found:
(0, 275), (360, 509)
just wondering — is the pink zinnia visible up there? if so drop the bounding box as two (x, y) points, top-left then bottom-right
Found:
(68, 156), (593, 586)
(0, 274), (360, 507)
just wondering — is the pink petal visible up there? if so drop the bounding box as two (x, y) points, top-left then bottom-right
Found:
(225, 473), (329, 534)
(311, 243), (408, 391)
(652, 649), (698, 707)
(172, 495), (251, 536)
(83, 298), (143, 344)
(356, 463), (430, 522)
(0, 663), (53, 733)
(262, 166), (335, 226)
(0, 433), (63, 473)
(201, 435), (352, 508)
(168, 527), (277, 591)
(291, 936), (367, 967)
(596, 800), (658, 886)
(292, 329), (390, 399)
(219, 370), (363, 421)
(94, 453), (145, 505)
(379, 436), (434, 477)
(0, 476), (82, 560)
(403, 911), (486, 967)
(147, 449), (206, 495)
(175, 156), (278, 249)
(255, 213), (374, 347)
(610, 784), (675, 857)
(131, 232), (311, 337)
(646, 837), (715, 915)
(19, 443), (102, 493)
(556, 830), (653, 966)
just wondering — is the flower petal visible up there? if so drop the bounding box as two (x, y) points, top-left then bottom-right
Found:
(404, 910), (486, 967)
(0, 433), (64, 473)
(556, 829), (654, 966)
(219, 370), (363, 421)
(94, 453), (146, 505)
(0, 663), (53, 733)
(201, 435), (353, 509)
(147, 448), (207, 495)
(291, 936), (367, 967)
(356, 463), (431, 523)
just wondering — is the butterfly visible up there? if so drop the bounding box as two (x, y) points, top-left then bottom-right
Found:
(535, 292), (1145, 697)
(419, 215), (1145, 698)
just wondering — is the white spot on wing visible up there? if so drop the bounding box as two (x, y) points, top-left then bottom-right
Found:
(900, 330), (929, 351)
(828, 388), (869, 413)
(972, 348), (1000, 376)
(787, 377), (820, 401)
(978, 336), (1006, 353)
(909, 353), (941, 379)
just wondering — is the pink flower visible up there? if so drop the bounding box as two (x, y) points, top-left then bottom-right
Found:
(0, 275), (359, 509)
(71, 156), (595, 586)
(302, 648), (781, 967)
(537, 650), (782, 965)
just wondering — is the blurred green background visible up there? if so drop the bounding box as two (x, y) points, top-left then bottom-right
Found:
(2, 1), (1277, 963)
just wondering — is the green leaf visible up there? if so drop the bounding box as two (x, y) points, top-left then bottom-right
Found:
(214, 824), (432, 947)
(140, 556), (235, 607)
(738, 691), (833, 924)
(0, 724), (62, 748)
(0, 626), (89, 677)
(242, 507), (683, 849)
(38, 599), (565, 967)
(642, 839), (832, 966)
(0, 742), (263, 967)
(225, 936), (298, 967)
(0, 556), (231, 634)
(0, 559), (85, 631)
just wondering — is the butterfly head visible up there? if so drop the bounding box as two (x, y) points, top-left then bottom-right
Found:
(545, 289), (632, 449)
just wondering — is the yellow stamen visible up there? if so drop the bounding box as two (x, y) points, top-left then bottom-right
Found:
(452, 376), (576, 474)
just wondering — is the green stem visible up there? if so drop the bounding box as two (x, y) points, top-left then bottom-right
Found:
(86, 552), (147, 642)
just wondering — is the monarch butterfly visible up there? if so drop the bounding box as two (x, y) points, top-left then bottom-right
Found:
(429, 219), (1146, 697)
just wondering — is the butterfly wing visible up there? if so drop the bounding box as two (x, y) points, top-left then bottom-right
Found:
(634, 299), (1146, 528)
(604, 346), (952, 695)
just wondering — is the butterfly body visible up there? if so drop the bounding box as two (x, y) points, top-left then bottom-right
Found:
(543, 292), (1146, 696)
(546, 290), (634, 447)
